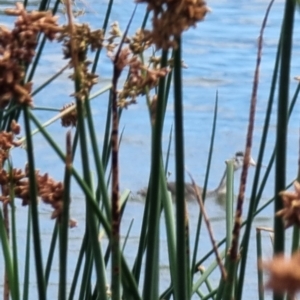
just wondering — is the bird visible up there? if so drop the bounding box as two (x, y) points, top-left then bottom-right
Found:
(137, 151), (256, 201)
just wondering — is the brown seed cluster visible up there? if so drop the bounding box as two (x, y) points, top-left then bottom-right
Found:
(277, 181), (300, 228)
(136, 0), (209, 49)
(0, 123), (22, 165)
(0, 3), (61, 108)
(117, 55), (169, 108)
(0, 164), (67, 220)
(0, 119), (69, 222)
(58, 24), (103, 101)
(128, 29), (152, 54)
(60, 102), (77, 127)
(261, 251), (300, 297)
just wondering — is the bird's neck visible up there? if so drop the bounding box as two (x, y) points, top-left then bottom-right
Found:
(215, 168), (227, 194)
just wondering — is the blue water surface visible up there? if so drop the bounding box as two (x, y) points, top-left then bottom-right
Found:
(1, 0), (300, 298)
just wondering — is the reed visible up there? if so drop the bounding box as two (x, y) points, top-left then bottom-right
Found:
(0, 0), (300, 299)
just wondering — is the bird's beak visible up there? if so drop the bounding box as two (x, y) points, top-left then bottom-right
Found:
(249, 156), (256, 167)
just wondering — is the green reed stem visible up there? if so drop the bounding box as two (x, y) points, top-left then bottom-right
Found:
(256, 229), (264, 300)
(91, 0), (114, 74)
(173, 36), (190, 299)
(31, 64), (69, 96)
(84, 96), (111, 220)
(45, 222), (58, 287)
(236, 1), (277, 295)
(143, 50), (168, 300)
(23, 106), (46, 300)
(58, 132), (72, 300)
(160, 157), (178, 299)
(0, 209), (15, 300)
(191, 92), (218, 280)
(216, 161), (234, 300)
(23, 208), (31, 300)
(68, 234), (87, 300)
(274, 11), (295, 300)
(9, 174), (20, 300)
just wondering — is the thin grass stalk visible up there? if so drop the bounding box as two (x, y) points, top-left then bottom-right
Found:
(110, 39), (123, 300)
(58, 132), (72, 300)
(229, 1), (270, 297)
(142, 50), (168, 300)
(91, 0), (114, 74)
(164, 125), (173, 173)
(192, 250), (226, 294)
(68, 234), (87, 300)
(45, 222), (58, 286)
(78, 247), (93, 300)
(3, 202), (9, 300)
(274, 11), (295, 300)
(102, 92), (112, 167)
(189, 172), (226, 285)
(84, 95), (111, 220)
(160, 162), (178, 299)
(201, 289), (218, 300)
(237, 32), (281, 298)
(173, 36), (190, 299)
(141, 10), (150, 29)
(9, 166), (20, 300)
(23, 106), (46, 299)
(26, 0), (60, 83)
(211, 162), (235, 297)
(0, 209), (15, 300)
(256, 229), (265, 300)
(23, 208), (31, 300)
(191, 92), (218, 280)
(122, 218), (134, 252)
(199, 268), (213, 296)
(102, 189), (130, 269)
(31, 64), (69, 96)
(132, 184), (151, 283)
(225, 160), (234, 251)
(120, 256), (142, 300)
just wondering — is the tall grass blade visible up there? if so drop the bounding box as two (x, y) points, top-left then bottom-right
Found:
(274, 2), (295, 298)
(191, 92), (218, 280)
(23, 208), (31, 300)
(23, 106), (46, 299)
(256, 229), (265, 300)
(0, 209), (15, 300)
(173, 36), (190, 299)
(58, 132), (72, 300)
(143, 49), (168, 300)
(45, 222), (58, 286)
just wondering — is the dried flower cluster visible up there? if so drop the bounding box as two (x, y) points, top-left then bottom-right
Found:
(117, 55), (169, 108)
(0, 119), (68, 221)
(0, 164), (68, 220)
(106, 22), (123, 55)
(128, 29), (152, 54)
(261, 251), (300, 297)
(136, 0), (209, 49)
(0, 3), (61, 108)
(58, 24), (103, 101)
(0, 122), (22, 165)
(277, 180), (300, 228)
(60, 102), (77, 127)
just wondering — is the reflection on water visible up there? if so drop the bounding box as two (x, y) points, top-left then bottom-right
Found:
(0, 0), (298, 298)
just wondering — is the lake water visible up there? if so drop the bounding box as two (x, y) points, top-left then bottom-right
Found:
(1, 0), (300, 298)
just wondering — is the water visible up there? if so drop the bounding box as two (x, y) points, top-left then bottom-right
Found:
(1, 0), (300, 298)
